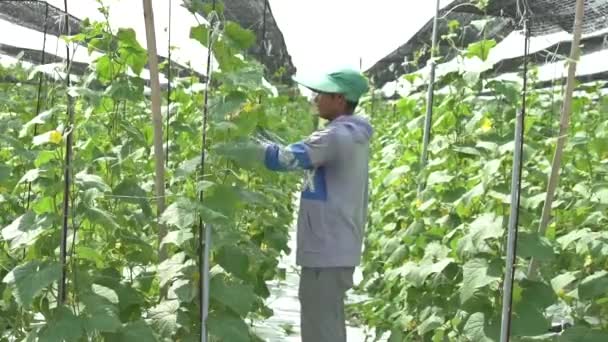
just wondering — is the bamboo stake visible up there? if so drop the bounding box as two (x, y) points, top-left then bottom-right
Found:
(142, 0), (167, 261)
(527, 0), (586, 280)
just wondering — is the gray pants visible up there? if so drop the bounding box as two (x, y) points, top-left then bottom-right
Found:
(298, 267), (355, 342)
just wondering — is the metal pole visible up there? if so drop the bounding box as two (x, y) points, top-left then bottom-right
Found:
(199, 1), (216, 340)
(201, 224), (212, 342)
(59, 0), (73, 305)
(500, 17), (529, 342)
(418, 0), (441, 193)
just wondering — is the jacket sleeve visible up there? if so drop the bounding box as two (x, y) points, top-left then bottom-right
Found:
(263, 127), (339, 171)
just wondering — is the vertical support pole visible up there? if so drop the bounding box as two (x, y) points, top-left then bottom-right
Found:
(142, 0), (167, 261)
(418, 0), (441, 193)
(59, 0), (74, 305)
(201, 224), (212, 342)
(527, 0), (586, 280)
(499, 18), (529, 340)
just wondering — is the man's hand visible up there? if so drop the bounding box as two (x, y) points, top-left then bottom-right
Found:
(213, 139), (267, 169)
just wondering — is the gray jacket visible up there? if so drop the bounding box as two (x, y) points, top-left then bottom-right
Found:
(262, 115), (373, 267)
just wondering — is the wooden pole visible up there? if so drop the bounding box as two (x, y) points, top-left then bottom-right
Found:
(527, 0), (585, 280)
(142, 0), (167, 261)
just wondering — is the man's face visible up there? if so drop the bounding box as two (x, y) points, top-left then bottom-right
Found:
(314, 92), (345, 120)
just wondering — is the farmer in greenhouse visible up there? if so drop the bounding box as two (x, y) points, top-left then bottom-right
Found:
(260, 67), (372, 342)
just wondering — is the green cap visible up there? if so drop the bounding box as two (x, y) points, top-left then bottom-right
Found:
(292, 67), (369, 102)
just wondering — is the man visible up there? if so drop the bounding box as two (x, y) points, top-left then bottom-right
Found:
(260, 67), (373, 342)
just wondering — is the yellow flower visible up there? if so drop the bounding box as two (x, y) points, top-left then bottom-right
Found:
(49, 130), (63, 144)
(480, 117), (493, 132)
(243, 102), (256, 113)
(415, 198), (423, 208)
(584, 254), (593, 268)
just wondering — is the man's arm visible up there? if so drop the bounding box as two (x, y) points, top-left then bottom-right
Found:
(263, 127), (339, 171)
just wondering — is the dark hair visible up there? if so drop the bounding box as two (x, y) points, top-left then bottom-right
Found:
(345, 100), (358, 114)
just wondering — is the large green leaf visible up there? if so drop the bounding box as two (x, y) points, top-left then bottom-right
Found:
(224, 21), (256, 50)
(211, 275), (256, 316)
(426, 170), (454, 186)
(517, 232), (555, 261)
(465, 39), (497, 61)
(457, 213), (503, 257)
(148, 299), (180, 338)
(463, 312), (496, 342)
(2, 260), (61, 308)
(1, 211), (52, 250)
(113, 178), (151, 215)
(558, 326), (608, 342)
(208, 312), (251, 342)
(80, 291), (121, 333)
(551, 272), (579, 294)
(75, 171), (111, 192)
(38, 307), (85, 342)
(578, 271), (608, 300)
(460, 258), (500, 304)
(216, 245), (250, 280)
(157, 252), (189, 287)
(106, 320), (158, 342)
(160, 199), (197, 229)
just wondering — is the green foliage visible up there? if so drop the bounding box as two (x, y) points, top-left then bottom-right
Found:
(0, 6), (312, 341)
(357, 68), (608, 340)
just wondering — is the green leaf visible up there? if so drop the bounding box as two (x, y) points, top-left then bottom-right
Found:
(418, 313), (444, 335)
(216, 245), (250, 280)
(517, 232), (555, 261)
(117, 28), (147, 75)
(161, 229), (194, 248)
(224, 21), (256, 50)
(551, 272), (579, 294)
(160, 199), (196, 229)
(19, 108), (55, 137)
(512, 280), (555, 336)
(461, 258), (500, 304)
(38, 307), (85, 342)
(171, 278), (197, 303)
(558, 326), (608, 342)
(463, 312), (496, 342)
(80, 292), (121, 333)
(466, 39), (497, 61)
(84, 206), (120, 229)
(211, 275), (256, 316)
(18, 168), (44, 184)
(107, 321), (158, 342)
(157, 252), (188, 287)
(426, 170), (454, 186)
(190, 24), (210, 47)
(208, 312), (251, 342)
(457, 213), (503, 257)
(77, 246), (105, 267)
(175, 157), (200, 178)
(1, 211), (51, 250)
(112, 178), (151, 215)
(2, 260), (61, 308)
(383, 165), (409, 186)
(92, 284), (119, 304)
(149, 300), (180, 338)
(578, 271), (608, 300)
(75, 171), (111, 192)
